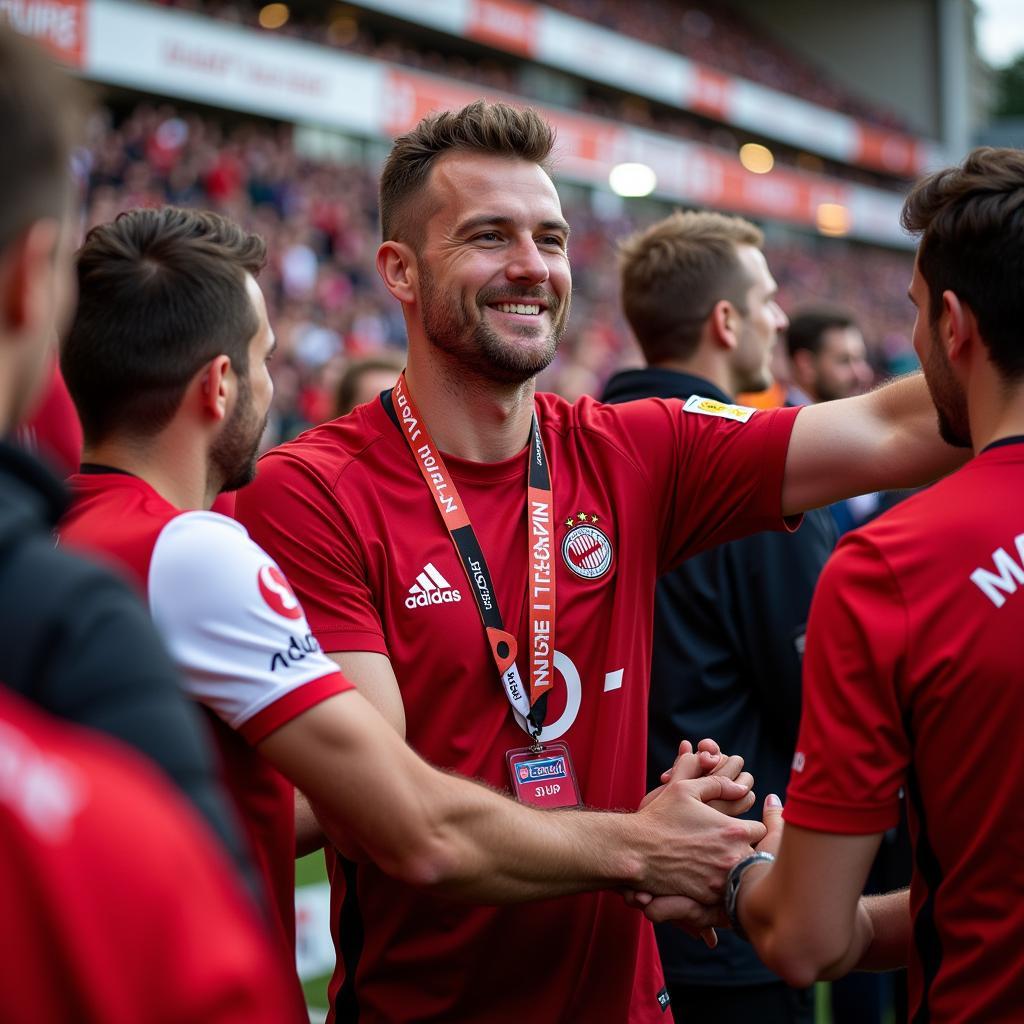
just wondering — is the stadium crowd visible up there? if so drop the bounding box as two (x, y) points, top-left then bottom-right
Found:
(162, 0), (911, 133)
(81, 99), (915, 445)
(157, 0), (913, 189)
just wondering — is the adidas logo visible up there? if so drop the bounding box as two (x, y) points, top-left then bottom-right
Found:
(405, 562), (463, 610)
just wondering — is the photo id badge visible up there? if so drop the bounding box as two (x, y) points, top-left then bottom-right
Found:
(506, 741), (581, 809)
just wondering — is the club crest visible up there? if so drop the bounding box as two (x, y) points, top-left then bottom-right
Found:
(561, 512), (613, 580)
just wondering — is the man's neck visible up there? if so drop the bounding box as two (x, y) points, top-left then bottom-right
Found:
(969, 373), (1024, 454)
(404, 351), (537, 463)
(649, 357), (732, 399)
(83, 433), (217, 511)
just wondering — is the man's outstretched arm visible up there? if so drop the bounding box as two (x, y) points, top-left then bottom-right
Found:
(260, 688), (764, 916)
(638, 797), (907, 983)
(781, 372), (966, 516)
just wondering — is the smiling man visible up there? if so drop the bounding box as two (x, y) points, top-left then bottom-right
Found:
(237, 101), (965, 1023)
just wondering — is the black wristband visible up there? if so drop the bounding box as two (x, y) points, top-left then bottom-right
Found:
(724, 851), (775, 941)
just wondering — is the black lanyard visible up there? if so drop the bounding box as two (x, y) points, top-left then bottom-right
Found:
(392, 374), (555, 737)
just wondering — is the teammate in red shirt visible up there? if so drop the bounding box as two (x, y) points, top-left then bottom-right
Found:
(57, 205), (777, 997)
(236, 101), (963, 1023)
(16, 363), (83, 476)
(687, 148), (1024, 1022)
(0, 686), (302, 1024)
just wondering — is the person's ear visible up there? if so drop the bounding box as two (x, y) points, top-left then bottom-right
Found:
(709, 299), (738, 350)
(0, 219), (62, 338)
(941, 290), (977, 365)
(196, 355), (233, 423)
(376, 241), (418, 305)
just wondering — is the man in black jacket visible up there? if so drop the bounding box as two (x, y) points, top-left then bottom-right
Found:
(603, 209), (834, 1023)
(0, 27), (251, 888)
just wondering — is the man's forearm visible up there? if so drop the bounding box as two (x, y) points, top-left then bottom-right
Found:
(854, 889), (911, 972)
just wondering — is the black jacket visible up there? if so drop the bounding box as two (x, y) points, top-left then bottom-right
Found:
(0, 440), (255, 898)
(602, 369), (835, 987)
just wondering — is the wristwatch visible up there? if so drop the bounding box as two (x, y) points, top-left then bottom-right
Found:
(724, 851), (775, 941)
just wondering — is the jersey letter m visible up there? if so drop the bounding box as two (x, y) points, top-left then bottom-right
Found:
(970, 534), (1024, 608)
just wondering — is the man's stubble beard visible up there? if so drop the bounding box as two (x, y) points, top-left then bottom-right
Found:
(419, 264), (570, 386)
(212, 371), (269, 493)
(923, 322), (972, 449)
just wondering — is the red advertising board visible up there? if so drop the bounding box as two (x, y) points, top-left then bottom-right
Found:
(0, 0), (86, 66)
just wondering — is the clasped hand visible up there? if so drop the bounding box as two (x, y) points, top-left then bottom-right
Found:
(627, 738), (767, 947)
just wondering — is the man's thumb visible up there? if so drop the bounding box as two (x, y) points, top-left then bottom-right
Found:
(763, 793), (784, 831)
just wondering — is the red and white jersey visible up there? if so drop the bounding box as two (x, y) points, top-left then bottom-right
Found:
(60, 470), (352, 957)
(0, 686), (304, 1024)
(785, 439), (1024, 1023)
(238, 390), (799, 1024)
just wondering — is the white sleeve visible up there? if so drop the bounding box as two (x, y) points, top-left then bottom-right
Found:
(148, 511), (350, 743)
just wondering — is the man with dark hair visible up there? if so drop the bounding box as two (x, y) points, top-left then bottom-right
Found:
(601, 209), (835, 1023)
(666, 146), (1024, 1023)
(785, 306), (880, 535)
(238, 99), (963, 1023)
(59, 204), (772, 994)
(786, 307), (874, 405)
(0, 28), (298, 1021)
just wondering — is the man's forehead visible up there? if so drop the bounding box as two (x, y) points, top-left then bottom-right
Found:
(427, 151), (563, 225)
(736, 244), (774, 290)
(822, 325), (865, 353)
(244, 273), (273, 347)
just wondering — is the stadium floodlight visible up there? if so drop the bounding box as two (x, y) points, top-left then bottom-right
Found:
(816, 202), (851, 236)
(258, 3), (290, 29)
(609, 163), (657, 197)
(739, 143), (774, 174)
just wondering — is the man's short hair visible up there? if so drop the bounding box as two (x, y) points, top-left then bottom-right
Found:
(62, 207), (266, 445)
(786, 307), (858, 360)
(902, 146), (1024, 381)
(0, 27), (79, 251)
(619, 210), (764, 365)
(379, 100), (554, 247)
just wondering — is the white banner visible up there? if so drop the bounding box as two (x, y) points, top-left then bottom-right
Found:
(88, 0), (384, 134)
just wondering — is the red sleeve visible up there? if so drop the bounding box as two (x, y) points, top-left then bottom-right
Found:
(784, 532), (909, 835)
(588, 398), (800, 574)
(0, 691), (305, 1024)
(236, 452), (387, 656)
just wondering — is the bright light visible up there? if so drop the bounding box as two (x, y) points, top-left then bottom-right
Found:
(739, 143), (774, 174)
(816, 203), (851, 236)
(258, 3), (290, 29)
(608, 163), (657, 198)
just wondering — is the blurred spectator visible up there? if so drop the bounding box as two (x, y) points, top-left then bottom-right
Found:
(786, 306), (874, 405)
(333, 354), (404, 418)
(786, 307), (880, 533)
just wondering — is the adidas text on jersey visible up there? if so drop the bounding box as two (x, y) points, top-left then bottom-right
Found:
(405, 562), (463, 610)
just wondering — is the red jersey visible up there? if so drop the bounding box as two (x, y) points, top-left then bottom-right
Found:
(60, 471), (352, 961)
(238, 390), (799, 1024)
(0, 686), (303, 1024)
(16, 364), (82, 477)
(785, 439), (1024, 1023)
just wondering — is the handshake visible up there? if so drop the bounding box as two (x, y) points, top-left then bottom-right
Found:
(622, 738), (783, 947)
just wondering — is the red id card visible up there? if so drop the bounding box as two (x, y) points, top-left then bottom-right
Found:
(506, 741), (581, 809)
